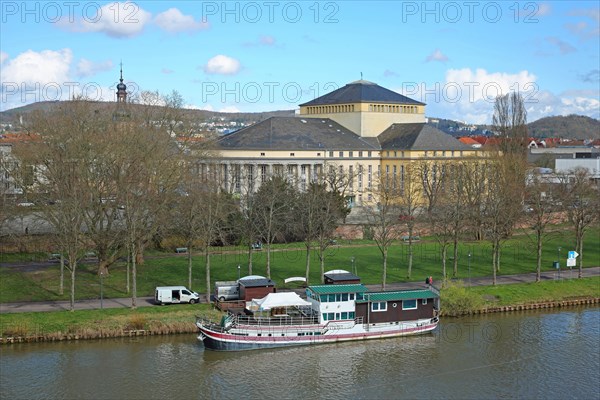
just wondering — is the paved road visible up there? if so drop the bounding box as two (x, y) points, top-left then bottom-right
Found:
(1, 267), (598, 314)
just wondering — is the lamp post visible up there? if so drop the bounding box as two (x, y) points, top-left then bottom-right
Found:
(467, 252), (471, 288)
(237, 264), (241, 280)
(351, 256), (355, 275)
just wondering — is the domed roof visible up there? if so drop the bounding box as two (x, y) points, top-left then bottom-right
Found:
(117, 81), (127, 90)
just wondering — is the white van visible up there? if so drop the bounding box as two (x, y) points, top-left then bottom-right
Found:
(214, 281), (240, 302)
(155, 286), (200, 305)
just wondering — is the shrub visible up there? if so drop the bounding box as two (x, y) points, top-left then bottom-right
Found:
(126, 314), (147, 330)
(440, 280), (484, 316)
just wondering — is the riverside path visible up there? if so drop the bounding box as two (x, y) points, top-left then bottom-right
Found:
(1, 267), (598, 314)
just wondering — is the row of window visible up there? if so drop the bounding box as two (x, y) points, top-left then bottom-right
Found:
(385, 150), (467, 158)
(328, 150), (374, 158)
(371, 299), (426, 312)
(305, 104), (356, 114)
(323, 312), (356, 321)
(319, 293), (364, 302)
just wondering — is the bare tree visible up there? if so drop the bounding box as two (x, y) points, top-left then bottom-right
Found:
(364, 170), (402, 289)
(558, 168), (599, 278)
(253, 176), (297, 279)
(397, 163), (423, 279)
(492, 92), (528, 156)
(524, 169), (560, 282)
(295, 182), (349, 284)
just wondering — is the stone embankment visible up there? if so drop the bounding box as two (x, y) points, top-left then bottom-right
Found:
(444, 297), (600, 317)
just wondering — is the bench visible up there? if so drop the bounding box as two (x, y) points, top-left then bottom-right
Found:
(401, 236), (420, 242)
(175, 247), (188, 254)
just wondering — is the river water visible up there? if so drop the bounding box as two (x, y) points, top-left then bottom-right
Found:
(1, 307), (599, 400)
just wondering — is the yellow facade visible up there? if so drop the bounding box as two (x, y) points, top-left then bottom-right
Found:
(299, 102), (426, 138)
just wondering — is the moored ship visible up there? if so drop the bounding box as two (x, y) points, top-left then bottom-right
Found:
(196, 270), (439, 351)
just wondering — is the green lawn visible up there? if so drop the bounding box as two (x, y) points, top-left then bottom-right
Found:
(0, 303), (220, 337)
(471, 276), (600, 307)
(0, 227), (598, 303)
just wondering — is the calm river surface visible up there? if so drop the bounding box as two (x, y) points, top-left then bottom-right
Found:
(1, 307), (599, 400)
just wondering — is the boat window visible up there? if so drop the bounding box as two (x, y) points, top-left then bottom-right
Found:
(349, 312), (355, 319)
(335, 294), (341, 301)
(356, 293), (364, 300)
(371, 301), (387, 312)
(402, 299), (418, 310)
(328, 294), (336, 302)
(341, 312), (348, 319)
(320, 295), (328, 302)
(342, 293), (348, 301)
(350, 293), (355, 300)
(328, 313), (334, 320)
(422, 298), (428, 305)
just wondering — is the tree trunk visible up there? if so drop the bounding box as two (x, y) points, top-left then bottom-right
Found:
(320, 253), (325, 284)
(59, 255), (65, 296)
(578, 236), (583, 279)
(205, 247), (211, 303)
(126, 251), (130, 294)
(452, 239), (459, 277)
(442, 246), (447, 280)
(536, 232), (542, 282)
(492, 242), (497, 286)
(407, 244), (413, 279)
(305, 245), (311, 283)
(247, 248), (253, 276)
(131, 241), (137, 309)
(382, 249), (387, 290)
(69, 255), (77, 312)
(187, 247), (193, 289)
(98, 259), (110, 276)
(266, 242), (271, 279)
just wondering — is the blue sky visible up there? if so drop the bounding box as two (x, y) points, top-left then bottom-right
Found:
(1, 1), (598, 123)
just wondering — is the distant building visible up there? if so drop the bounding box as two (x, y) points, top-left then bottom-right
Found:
(204, 80), (483, 209)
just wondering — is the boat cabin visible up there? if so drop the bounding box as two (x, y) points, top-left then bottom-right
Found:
(323, 269), (361, 285)
(355, 289), (440, 324)
(238, 275), (276, 301)
(306, 284), (368, 323)
(306, 283), (440, 324)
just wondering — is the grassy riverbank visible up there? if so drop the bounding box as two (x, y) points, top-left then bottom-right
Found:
(0, 304), (221, 341)
(1, 277), (598, 342)
(1, 227), (599, 303)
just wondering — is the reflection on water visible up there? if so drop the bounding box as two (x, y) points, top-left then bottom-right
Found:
(1, 307), (598, 400)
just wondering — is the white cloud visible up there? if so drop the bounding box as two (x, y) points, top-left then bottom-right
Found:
(526, 90), (600, 121)
(425, 49), (449, 63)
(546, 37), (576, 54)
(1, 49), (72, 86)
(59, 2), (152, 38)
(0, 51), (8, 64)
(162, 68), (174, 74)
(203, 55), (241, 75)
(537, 3), (552, 17)
(76, 59), (113, 78)
(154, 8), (209, 33)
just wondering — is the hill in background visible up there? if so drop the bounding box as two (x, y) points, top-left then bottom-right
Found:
(527, 115), (600, 139)
(2, 101), (598, 140)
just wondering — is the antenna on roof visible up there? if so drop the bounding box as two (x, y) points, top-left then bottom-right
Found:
(360, 72), (363, 80)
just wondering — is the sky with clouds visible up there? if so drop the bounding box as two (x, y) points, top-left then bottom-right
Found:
(1, 1), (598, 123)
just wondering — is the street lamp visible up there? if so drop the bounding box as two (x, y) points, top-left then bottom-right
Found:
(467, 252), (471, 288)
(237, 264), (241, 280)
(351, 257), (355, 275)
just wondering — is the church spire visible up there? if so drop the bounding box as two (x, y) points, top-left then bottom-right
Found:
(116, 61), (127, 103)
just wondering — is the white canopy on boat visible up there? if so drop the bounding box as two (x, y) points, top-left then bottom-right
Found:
(250, 292), (311, 311)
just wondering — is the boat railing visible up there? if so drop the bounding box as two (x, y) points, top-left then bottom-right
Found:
(195, 316), (227, 333)
(234, 313), (320, 327)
